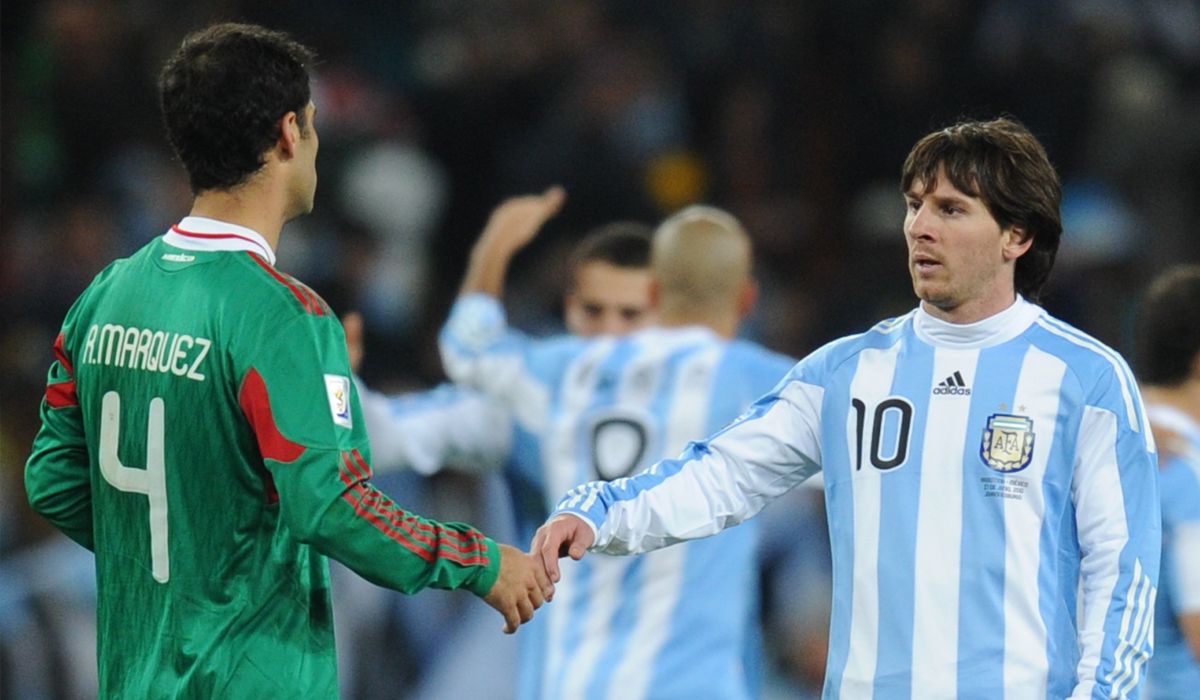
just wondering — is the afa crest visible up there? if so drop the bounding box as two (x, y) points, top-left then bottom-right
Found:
(980, 414), (1035, 473)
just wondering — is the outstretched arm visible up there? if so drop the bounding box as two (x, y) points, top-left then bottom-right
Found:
(357, 381), (513, 476)
(438, 189), (580, 430)
(344, 311), (513, 475)
(533, 373), (824, 581)
(245, 307), (553, 633)
(459, 186), (566, 298)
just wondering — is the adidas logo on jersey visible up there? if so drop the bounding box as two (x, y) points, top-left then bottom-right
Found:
(932, 371), (971, 396)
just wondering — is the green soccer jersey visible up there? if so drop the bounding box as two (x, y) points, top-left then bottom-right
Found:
(25, 217), (501, 699)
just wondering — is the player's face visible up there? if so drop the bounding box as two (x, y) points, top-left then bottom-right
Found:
(903, 168), (1029, 323)
(564, 261), (654, 337)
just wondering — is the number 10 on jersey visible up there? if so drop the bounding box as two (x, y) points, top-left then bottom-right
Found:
(100, 391), (170, 583)
(851, 397), (914, 472)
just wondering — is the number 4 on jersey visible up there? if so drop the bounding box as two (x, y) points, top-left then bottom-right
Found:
(100, 391), (170, 583)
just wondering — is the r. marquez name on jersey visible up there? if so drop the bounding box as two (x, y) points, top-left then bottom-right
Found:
(81, 322), (212, 382)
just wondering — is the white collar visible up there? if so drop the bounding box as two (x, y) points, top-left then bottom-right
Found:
(637, 325), (722, 346)
(912, 296), (1042, 349)
(163, 216), (276, 265)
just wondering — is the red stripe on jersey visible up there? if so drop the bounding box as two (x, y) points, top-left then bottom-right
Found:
(341, 488), (436, 562)
(247, 253), (322, 315)
(336, 454), (488, 563)
(291, 274), (329, 316)
(46, 381), (78, 408)
(297, 283), (328, 317)
(53, 333), (75, 374)
(350, 449), (374, 481)
(342, 451), (367, 482)
(340, 452), (480, 548)
(337, 460), (489, 564)
(357, 488), (487, 553)
(46, 333), (79, 407)
(357, 490), (486, 552)
(238, 367), (306, 464)
(352, 485), (488, 557)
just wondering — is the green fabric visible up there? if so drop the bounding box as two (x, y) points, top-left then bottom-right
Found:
(26, 237), (500, 699)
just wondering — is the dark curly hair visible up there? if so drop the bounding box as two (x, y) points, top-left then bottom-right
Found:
(901, 117), (1063, 302)
(1137, 265), (1200, 386)
(568, 221), (654, 272)
(159, 23), (315, 193)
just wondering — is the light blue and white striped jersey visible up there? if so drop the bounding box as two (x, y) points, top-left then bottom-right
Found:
(441, 294), (795, 700)
(356, 380), (512, 476)
(1145, 404), (1200, 700)
(555, 297), (1161, 700)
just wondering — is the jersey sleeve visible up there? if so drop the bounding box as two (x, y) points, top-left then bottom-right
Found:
(553, 366), (824, 555)
(239, 311), (500, 597)
(1160, 450), (1200, 620)
(438, 293), (576, 432)
(1069, 366), (1161, 699)
(25, 332), (94, 549)
(357, 380), (512, 476)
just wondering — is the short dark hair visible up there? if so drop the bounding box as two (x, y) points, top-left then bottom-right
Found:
(1137, 265), (1200, 386)
(901, 117), (1063, 302)
(569, 222), (654, 272)
(159, 23), (315, 193)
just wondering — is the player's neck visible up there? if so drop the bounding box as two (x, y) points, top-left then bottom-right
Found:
(921, 289), (1018, 325)
(659, 309), (738, 339)
(189, 184), (285, 255)
(1141, 378), (1200, 423)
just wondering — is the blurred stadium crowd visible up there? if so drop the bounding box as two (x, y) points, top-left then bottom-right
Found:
(2, 0), (1199, 698)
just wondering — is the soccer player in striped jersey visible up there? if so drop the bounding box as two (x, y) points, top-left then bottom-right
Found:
(1137, 266), (1200, 699)
(342, 204), (655, 699)
(534, 117), (1162, 699)
(354, 211), (656, 478)
(440, 203), (796, 700)
(23, 23), (550, 699)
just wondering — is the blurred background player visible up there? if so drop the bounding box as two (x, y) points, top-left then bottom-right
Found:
(441, 201), (796, 700)
(534, 117), (1161, 698)
(1138, 265), (1200, 699)
(351, 192), (655, 478)
(331, 194), (654, 700)
(23, 23), (549, 699)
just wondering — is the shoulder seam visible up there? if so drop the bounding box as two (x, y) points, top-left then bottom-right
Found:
(1034, 316), (1144, 434)
(821, 321), (905, 379)
(245, 253), (330, 316)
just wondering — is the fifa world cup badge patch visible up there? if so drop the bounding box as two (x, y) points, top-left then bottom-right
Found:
(324, 374), (353, 428)
(980, 414), (1034, 472)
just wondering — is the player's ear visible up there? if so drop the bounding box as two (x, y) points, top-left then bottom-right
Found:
(737, 278), (759, 319)
(1001, 225), (1033, 262)
(277, 111), (301, 159)
(647, 279), (661, 310)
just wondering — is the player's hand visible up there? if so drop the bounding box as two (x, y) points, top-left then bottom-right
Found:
(531, 514), (595, 584)
(342, 311), (365, 374)
(477, 186), (566, 257)
(483, 544), (555, 634)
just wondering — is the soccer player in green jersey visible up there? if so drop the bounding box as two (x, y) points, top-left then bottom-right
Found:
(24, 22), (552, 698)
